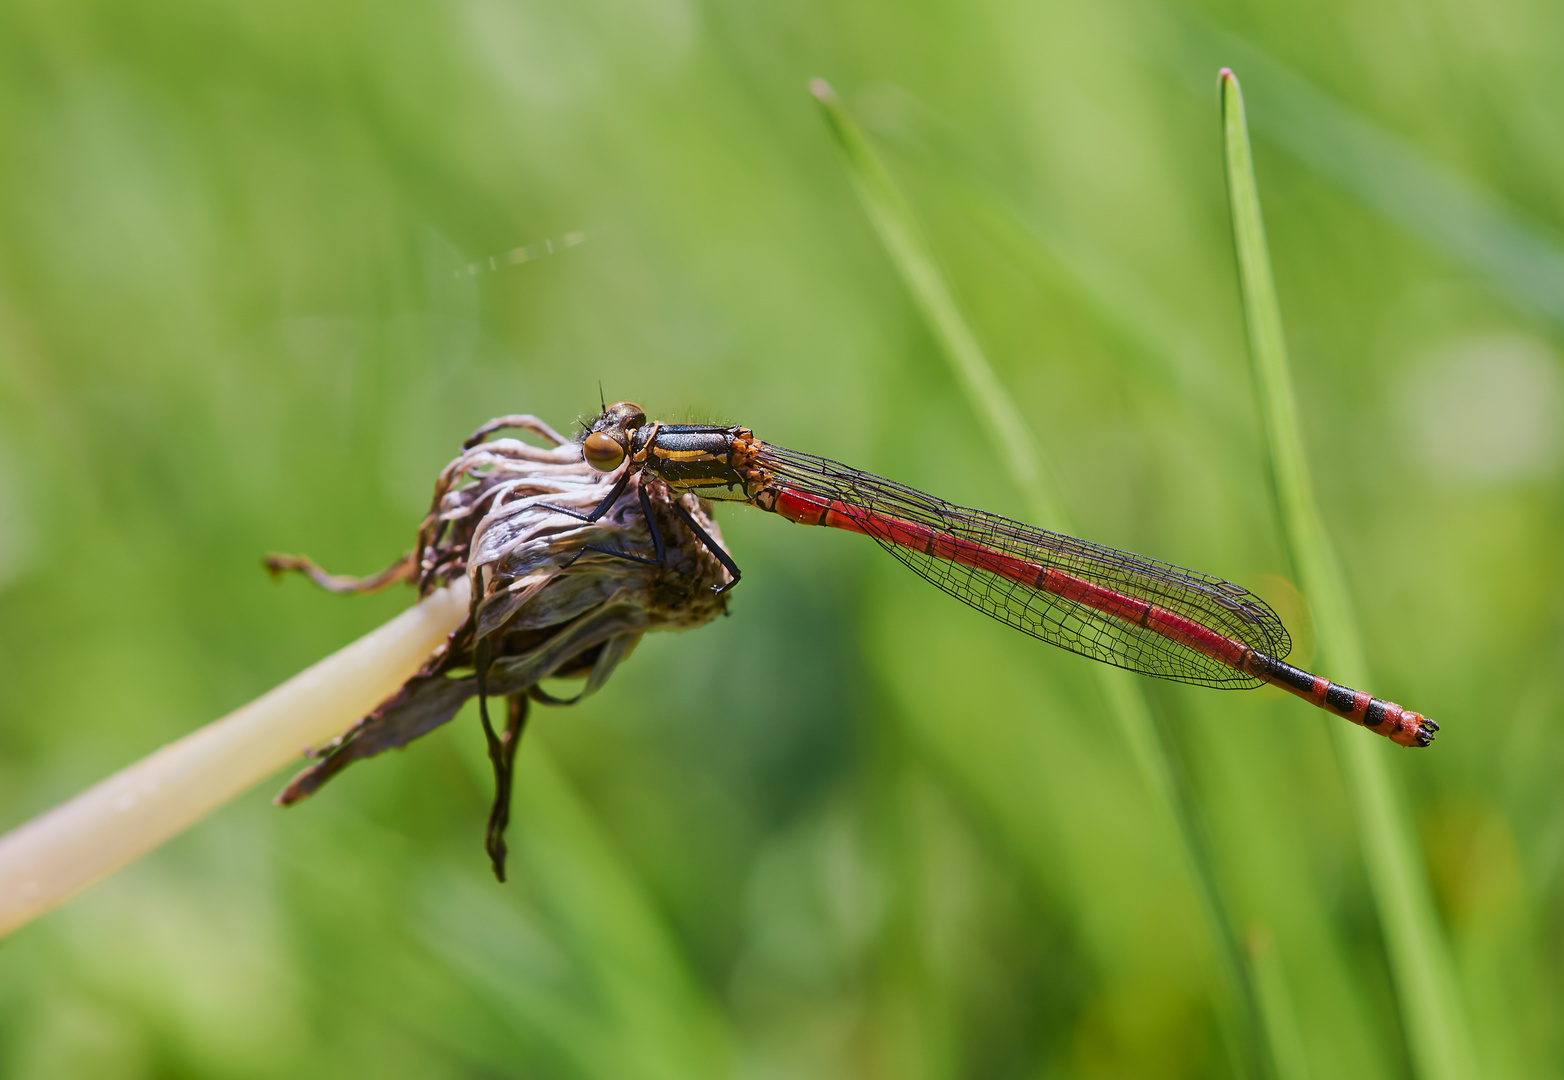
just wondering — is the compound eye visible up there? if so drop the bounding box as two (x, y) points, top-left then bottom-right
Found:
(607, 401), (646, 430)
(582, 431), (626, 472)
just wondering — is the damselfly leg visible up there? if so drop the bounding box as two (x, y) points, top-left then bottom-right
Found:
(556, 478), (666, 570)
(668, 498), (742, 593)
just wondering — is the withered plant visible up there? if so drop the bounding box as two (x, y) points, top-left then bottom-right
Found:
(268, 413), (732, 878)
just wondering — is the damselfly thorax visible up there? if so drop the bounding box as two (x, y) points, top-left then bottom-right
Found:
(626, 423), (768, 503)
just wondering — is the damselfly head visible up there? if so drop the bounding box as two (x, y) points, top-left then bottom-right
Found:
(602, 400), (646, 430)
(582, 400), (645, 471)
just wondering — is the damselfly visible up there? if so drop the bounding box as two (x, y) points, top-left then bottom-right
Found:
(548, 401), (1436, 748)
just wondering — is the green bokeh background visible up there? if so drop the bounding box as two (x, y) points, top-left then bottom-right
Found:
(1, 0), (1561, 1076)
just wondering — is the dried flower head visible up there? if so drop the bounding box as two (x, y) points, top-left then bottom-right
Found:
(266, 413), (733, 878)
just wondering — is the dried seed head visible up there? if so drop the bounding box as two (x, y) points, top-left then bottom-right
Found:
(269, 413), (734, 873)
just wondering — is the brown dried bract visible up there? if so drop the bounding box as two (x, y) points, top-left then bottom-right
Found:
(266, 413), (733, 878)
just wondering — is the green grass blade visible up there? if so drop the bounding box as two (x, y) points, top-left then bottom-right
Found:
(1170, 19), (1564, 333)
(808, 78), (1062, 528)
(811, 77), (1277, 1080)
(1219, 67), (1480, 1080)
(1247, 927), (1312, 1080)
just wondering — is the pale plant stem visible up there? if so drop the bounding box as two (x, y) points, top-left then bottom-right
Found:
(0, 579), (471, 938)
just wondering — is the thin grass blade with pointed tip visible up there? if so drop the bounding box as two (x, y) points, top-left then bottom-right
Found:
(1220, 67), (1480, 1080)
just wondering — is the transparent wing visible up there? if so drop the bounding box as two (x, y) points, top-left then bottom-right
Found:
(761, 445), (1290, 688)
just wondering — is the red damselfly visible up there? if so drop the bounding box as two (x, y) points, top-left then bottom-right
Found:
(547, 401), (1436, 748)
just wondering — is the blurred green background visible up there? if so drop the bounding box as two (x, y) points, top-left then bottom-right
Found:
(1, 0), (1561, 1075)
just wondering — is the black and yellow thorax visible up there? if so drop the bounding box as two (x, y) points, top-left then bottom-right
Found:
(629, 423), (769, 503)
